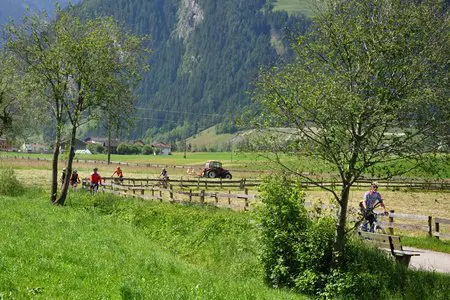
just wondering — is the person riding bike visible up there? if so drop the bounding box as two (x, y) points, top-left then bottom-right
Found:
(158, 167), (169, 188)
(160, 167), (169, 180)
(360, 182), (388, 232)
(112, 166), (124, 183)
(89, 168), (103, 193)
(70, 169), (81, 188)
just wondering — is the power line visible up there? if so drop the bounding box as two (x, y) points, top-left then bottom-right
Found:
(135, 107), (228, 117)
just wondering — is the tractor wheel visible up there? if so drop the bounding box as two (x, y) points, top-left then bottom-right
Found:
(207, 171), (216, 178)
(224, 173), (232, 179)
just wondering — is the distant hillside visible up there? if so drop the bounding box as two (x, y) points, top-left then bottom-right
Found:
(75, 0), (311, 142)
(186, 126), (235, 152)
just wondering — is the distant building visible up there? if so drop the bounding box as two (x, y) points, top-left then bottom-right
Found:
(85, 137), (122, 154)
(60, 138), (87, 151)
(151, 142), (171, 155)
(21, 143), (49, 153)
(0, 138), (12, 151)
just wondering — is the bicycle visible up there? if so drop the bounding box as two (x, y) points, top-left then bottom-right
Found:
(157, 176), (169, 189)
(359, 202), (388, 234)
(89, 183), (103, 194)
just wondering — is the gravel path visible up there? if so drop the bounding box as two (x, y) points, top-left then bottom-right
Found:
(406, 247), (450, 273)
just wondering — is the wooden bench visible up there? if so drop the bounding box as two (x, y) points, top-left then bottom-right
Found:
(358, 231), (420, 266)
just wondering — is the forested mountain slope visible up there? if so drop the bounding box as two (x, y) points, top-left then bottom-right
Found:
(76, 0), (309, 142)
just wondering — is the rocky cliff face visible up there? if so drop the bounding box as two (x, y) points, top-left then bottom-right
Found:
(175, 0), (204, 42)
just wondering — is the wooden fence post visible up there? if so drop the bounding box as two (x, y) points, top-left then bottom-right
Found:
(228, 190), (231, 208)
(435, 220), (440, 240)
(169, 185), (174, 202)
(189, 189), (192, 202)
(428, 216), (432, 237)
(389, 210), (395, 235)
(200, 190), (205, 204)
(244, 188), (249, 211)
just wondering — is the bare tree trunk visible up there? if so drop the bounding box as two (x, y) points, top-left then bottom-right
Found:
(107, 124), (111, 165)
(55, 124), (77, 205)
(50, 134), (61, 203)
(332, 185), (350, 267)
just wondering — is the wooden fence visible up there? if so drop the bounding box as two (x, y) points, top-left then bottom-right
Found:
(81, 177), (450, 240)
(103, 177), (260, 190)
(86, 180), (256, 211)
(2, 155), (450, 190)
(98, 176), (450, 191)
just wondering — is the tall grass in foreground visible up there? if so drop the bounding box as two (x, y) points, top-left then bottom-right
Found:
(0, 189), (304, 299)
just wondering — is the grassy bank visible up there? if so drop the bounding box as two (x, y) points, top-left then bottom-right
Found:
(0, 189), (304, 299)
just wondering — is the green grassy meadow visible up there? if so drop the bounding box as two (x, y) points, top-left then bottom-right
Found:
(273, 0), (315, 17)
(0, 189), (305, 299)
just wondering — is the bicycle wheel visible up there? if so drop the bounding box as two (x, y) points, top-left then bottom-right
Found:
(374, 224), (386, 234)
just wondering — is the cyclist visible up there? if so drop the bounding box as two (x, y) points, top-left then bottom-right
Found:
(70, 169), (81, 188)
(89, 168), (103, 193)
(112, 166), (124, 183)
(360, 182), (388, 232)
(159, 167), (169, 188)
(160, 167), (169, 180)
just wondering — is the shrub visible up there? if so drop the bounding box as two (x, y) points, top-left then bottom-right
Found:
(258, 175), (309, 288)
(117, 143), (131, 154)
(0, 168), (24, 196)
(141, 145), (154, 155)
(293, 216), (335, 295)
(129, 144), (142, 154)
(117, 143), (142, 155)
(87, 143), (105, 154)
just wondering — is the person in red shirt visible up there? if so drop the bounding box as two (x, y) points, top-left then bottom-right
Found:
(89, 168), (103, 193)
(112, 166), (124, 183)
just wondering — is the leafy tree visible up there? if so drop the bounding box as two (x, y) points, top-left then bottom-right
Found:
(0, 50), (40, 141)
(252, 0), (449, 265)
(4, 7), (149, 204)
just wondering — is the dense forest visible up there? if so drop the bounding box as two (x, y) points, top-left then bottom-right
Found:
(74, 0), (310, 142)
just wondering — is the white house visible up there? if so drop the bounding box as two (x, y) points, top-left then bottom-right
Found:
(151, 142), (171, 155)
(21, 143), (49, 153)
